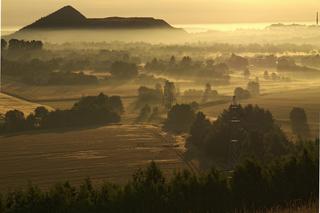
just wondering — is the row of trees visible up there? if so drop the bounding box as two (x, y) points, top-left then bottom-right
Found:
(1, 39), (43, 50)
(162, 103), (291, 169)
(136, 81), (218, 114)
(233, 80), (260, 101)
(136, 81), (177, 110)
(136, 105), (161, 123)
(1, 142), (318, 212)
(2, 58), (99, 85)
(277, 57), (318, 72)
(182, 83), (219, 104)
(0, 93), (123, 133)
(145, 56), (230, 82)
(225, 53), (249, 70)
(109, 61), (138, 80)
(2, 56), (147, 86)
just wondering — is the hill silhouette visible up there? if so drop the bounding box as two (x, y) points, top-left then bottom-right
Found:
(19, 5), (177, 30)
(21, 6), (87, 29)
(6, 5), (187, 43)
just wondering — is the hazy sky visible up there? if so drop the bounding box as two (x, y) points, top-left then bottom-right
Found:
(1, 0), (319, 28)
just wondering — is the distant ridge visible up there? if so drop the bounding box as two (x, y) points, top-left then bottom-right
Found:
(267, 23), (320, 28)
(18, 5), (178, 31)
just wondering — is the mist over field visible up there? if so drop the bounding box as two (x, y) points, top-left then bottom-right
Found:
(0, 3), (319, 213)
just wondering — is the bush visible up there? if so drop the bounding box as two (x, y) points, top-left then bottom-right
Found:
(110, 61), (138, 79)
(290, 107), (310, 138)
(163, 104), (196, 133)
(234, 87), (250, 100)
(136, 86), (163, 108)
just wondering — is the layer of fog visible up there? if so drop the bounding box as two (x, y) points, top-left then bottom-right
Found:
(4, 24), (320, 45)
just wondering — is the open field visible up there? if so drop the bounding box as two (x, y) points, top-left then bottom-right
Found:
(2, 77), (319, 138)
(2, 81), (140, 101)
(0, 124), (189, 191)
(0, 92), (53, 115)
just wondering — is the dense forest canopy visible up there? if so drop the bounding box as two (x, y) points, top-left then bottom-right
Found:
(185, 104), (289, 169)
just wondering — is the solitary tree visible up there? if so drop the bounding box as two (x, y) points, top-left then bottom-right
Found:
(202, 83), (218, 103)
(247, 81), (260, 96)
(34, 106), (49, 127)
(149, 107), (161, 122)
(180, 56), (192, 67)
(289, 107), (310, 138)
(110, 61), (138, 79)
(109, 96), (124, 114)
(187, 112), (211, 148)
(163, 80), (176, 110)
(169, 56), (176, 67)
(243, 68), (250, 78)
(136, 104), (152, 122)
(163, 104), (196, 133)
(264, 70), (269, 79)
(1, 39), (7, 50)
(4, 110), (26, 131)
(35, 106), (49, 118)
(234, 87), (250, 100)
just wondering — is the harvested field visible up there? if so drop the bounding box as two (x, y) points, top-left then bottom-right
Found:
(0, 124), (189, 191)
(2, 81), (139, 101)
(0, 92), (53, 115)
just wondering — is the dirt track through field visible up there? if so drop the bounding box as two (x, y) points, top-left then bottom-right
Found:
(0, 124), (188, 191)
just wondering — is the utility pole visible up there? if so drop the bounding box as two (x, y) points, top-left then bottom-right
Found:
(229, 96), (241, 168)
(317, 11), (319, 25)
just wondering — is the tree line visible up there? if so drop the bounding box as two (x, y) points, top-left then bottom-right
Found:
(1, 58), (98, 85)
(1, 39), (43, 51)
(145, 56), (230, 84)
(0, 140), (317, 213)
(163, 103), (313, 169)
(0, 93), (123, 134)
(135, 80), (177, 110)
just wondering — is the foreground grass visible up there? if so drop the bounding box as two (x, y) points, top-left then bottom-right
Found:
(261, 200), (318, 213)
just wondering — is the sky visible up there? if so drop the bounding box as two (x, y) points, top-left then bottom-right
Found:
(1, 0), (319, 29)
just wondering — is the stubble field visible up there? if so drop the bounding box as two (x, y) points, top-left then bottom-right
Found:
(0, 92), (53, 115)
(0, 124), (188, 191)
